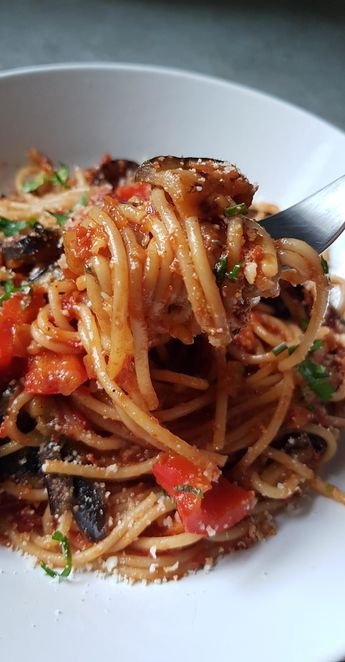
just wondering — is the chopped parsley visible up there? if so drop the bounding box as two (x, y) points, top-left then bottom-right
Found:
(0, 279), (32, 306)
(309, 339), (324, 353)
(227, 263), (241, 282)
(214, 255), (242, 284)
(300, 318), (309, 332)
(224, 203), (248, 218)
(273, 340), (320, 359)
(22, 163), (70, 194)
(22, 172), (46, 193)
(0, 280), (22, 305)
(272, 342), (297, 356)
(214, 255), (228, 282)
(297, 358), (334, 401)
(272, 342), (288, 356)
(48, 210), (70, 226)
(40, 531), (72, 579)
(0, 216), (36, 237)
(320, 255), (329, 275)
(79, 194), (89, 206)
(174, 484), (204, 498)
(51, 163), (69, 188)
(325, 482), (333, 493)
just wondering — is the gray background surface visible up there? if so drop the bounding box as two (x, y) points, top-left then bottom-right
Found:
(0, 0), (344, 130)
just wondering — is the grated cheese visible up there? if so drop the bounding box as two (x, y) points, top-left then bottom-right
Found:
(149, 545), (157, 559)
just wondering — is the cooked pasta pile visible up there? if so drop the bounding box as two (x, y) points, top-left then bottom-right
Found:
(0, 151), (344, 583)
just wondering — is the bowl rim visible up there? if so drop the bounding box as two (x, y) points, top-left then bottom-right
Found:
(0, 61), (344, 139)
(1, 60), (345, 662)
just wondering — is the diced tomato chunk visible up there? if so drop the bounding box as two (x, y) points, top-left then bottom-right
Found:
(24, 351), (87, 396)
(63, 223), (107, 275)
(12, 324), (32, 358)
(1, 290), (44, 325)
(153, 453), (211, 493)
(153, 453), (256, 535)
(0, 320), (14, 370)
(115, 183), (151, 203)
(0, 289), (45, 371)
(182, 476), (257, 534)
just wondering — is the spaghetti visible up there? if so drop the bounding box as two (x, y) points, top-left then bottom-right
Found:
(0, 151), (344, 583)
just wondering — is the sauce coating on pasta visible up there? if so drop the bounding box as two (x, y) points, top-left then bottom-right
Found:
(0, 151), (344, 583)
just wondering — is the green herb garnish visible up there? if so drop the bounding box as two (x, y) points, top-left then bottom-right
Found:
(297, 358), (334, 401)
(300, 318), (309, 332)
(174, 484), (204, 498)
(272, 342), (288, 356)
(22, 172), (46, 193)
(0, 280), (22, 305)
(309, 339), (323, 353)
(51, 163), (69, 188)
(214, 254), (228, 282)
(224, 203), (248, 218)
(40, 531), (72, 579)
(321, 256), (329, 275)
(0, 217), (36, 237)
(272, 342), (297, 356)
(325, 483), (333, 493)
(214, 255), (242, 284)
(48, 210), (69, 226)
(22, 163), (70, 194)
(0, 279), (32, 306)
(227, 263), (241, 282)
(78, 194), (89, 206)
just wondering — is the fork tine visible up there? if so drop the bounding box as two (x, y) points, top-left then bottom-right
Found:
(261, 175), (345, 254)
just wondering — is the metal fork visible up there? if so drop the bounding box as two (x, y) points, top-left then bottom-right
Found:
(261, 176), (345, 254)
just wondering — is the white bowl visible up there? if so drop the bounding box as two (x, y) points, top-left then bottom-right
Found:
(1, 63), (345, 662)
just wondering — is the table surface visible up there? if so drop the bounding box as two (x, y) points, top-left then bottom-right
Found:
(0, 0), (344, 131)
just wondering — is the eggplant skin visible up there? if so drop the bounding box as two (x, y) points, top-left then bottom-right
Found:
(39, 441), (108, 539)
(94, 159), (139, 187)
(1, 436), (108, 540)
(0, 447), (40, 480)
(135, 155), (255, 219)
(72, 478), (108, 542)
(39, 441), (73, 517)
(274, 431), (326, 468)
(2, 224), (62, 270)
(136, 155), (227, 173)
